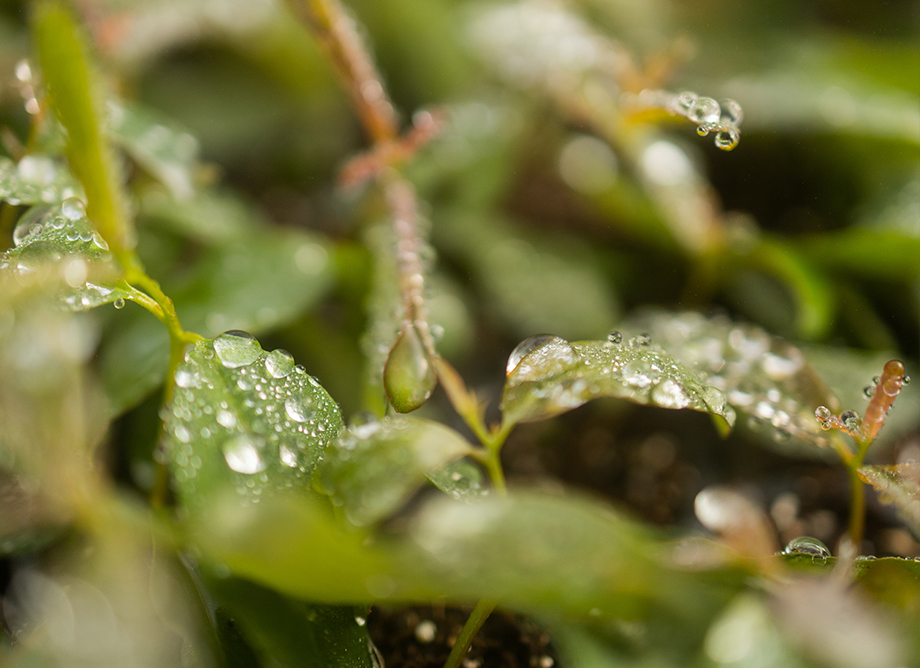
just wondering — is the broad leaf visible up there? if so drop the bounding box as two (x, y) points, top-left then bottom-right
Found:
(316, 416), (475, 527)
(162, 332), (343, 515)
(622, 310), (839, 453)
(0, 155), (81, 206)
(201, 573), (374, 668)
(1, 202), (131, 311)
(858, 463), (920, 538)
(500, 334), (734, 427)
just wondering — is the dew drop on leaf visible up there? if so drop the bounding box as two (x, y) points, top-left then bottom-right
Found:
(650, 378), (691, 409)
(222, 434), (267, 474)
(606, 330), (622, 345)
(782, 536), (829, 564)
(285, 396), (314, 423)
(61, 197), (85, 221)
(213, 330), (262, 368)
(506, 334), (576, 381)
(279, 444), (298, 468)
(216, 409), (237, 429)
(265, 348), (295, 379)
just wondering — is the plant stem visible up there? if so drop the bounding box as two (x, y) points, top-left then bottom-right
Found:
(443, 598), (497, 668)
(846, 463), (865, 548)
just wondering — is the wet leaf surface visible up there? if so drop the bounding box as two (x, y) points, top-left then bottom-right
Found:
(858, 463), (920, 538)
(162, 332), (343, 515)
(316, 416), (475, 527)
(0, 155), (82, 206)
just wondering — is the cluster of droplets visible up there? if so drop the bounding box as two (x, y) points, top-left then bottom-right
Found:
(671, 91), (743, 151)
(501, 330), (730, 423)
(815, 362), (910, 442)
(0, 155), (81, 206)
(627, 311), (829, 447)
(164, 331), (342, 506)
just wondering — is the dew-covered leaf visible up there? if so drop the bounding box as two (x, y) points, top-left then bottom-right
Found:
(499, 334), (734, 427)
(1, 202), (132, 312)
(427, 458), (488, 504)
(858, 463), (920, 538)
(109, 101), (200, 200)
(0, 155), (82, 206)
(315, 416), (475, 527)
(162, 332), (343, 515)
(622, 310), (839, 453)
(100, 227), (335, 414)
(200, 573), (374, 668)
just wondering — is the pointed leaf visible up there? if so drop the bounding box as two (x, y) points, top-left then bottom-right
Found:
(858, 463), (920, 538)
(315, 416), (475, 527)
(0, 155), (82, 206)
(500, 334), (734, 427)
(383, 322), (436, 413)
(162, 332), (343, 515)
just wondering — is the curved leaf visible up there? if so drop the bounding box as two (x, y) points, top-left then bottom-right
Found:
(0, 155), (81, 206)
(500, 334), (734, 427)
(163, 332), (343, 515)
(316, 416), (475, 527)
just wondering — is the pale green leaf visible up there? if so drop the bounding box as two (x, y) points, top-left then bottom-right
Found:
(427, 459), (488, 504)
(0, 155), (81, 206)
(858, 463), (920, 538)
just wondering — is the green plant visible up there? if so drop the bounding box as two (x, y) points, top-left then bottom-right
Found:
(1, 0), (919, 667)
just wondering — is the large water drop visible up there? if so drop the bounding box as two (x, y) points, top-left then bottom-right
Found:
(265, 348), (295, 378)
(782, 536), (830, 564)
(506, 334), (576, 381)
(222, 434), (267, 474)
(213, 330), (262, 368)
(285, 396), (314, 423)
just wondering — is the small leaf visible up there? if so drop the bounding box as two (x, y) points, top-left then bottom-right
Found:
(201, 573), (374, 668)
(383, 322), (437, 413)
(858, 463), (920, 538)
(109, 101), (200, 200)
(162, 332), (343, 515)
(500, 334), (734, 427)
(0, 155), (82, 206)
(315, 416), (475, 526)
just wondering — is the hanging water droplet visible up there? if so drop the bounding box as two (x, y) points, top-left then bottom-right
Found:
(904, 376), (911, 386)
(863, 385), (876, 399)
(61, 197), (86, 221)
(213, 330), (262, 368)
(222, 434), (267, 474)
(265, 348), (295, 378)
(782, 536), (830, 564)
(714, 129), (740, 151)
(606, 330), (622, 345)
(285, 396), (314, 423)
(696, 125), (710, 137)
(113, 298), (125, 310)
(815, 406), (833, 430)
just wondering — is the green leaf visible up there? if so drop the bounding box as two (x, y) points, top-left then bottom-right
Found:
(858, 463), (920, 538)
(100, 226), (335, 414)
(109, 101), (200, 200)
(33, 2), (132, 254)
(0, 155), (82, 206)
(383, 322), (437, 413)
(2, 203), (132, 311)
(798, 228), (920, 281)
(427, 458), (488, 503)
(201, 573), (374, 668)
(622, 311), (840, 455)
(499, 334), (735, 427)
(162, 332), (343, 515)
(315, 416), (475, 527)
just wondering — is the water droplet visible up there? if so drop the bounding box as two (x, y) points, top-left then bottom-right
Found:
(863, 385), (875, 399)
(675, 91), (697, 113)
(174, 368), (199, 389)
(782, 536), (830, 564)
(222, 434), (267, 474)
(113, 298), (125, 310)
(719, 98), (743, 125)
(265, 348), (295, 378)
(714, 129), (740, 151)
(355, 616), (366, 627)
(414, 620), (437, 643)
(607, 330), (622, 345)
(650, 379), (691, 409)
(213, 330), (262, 368)
(689, 97), (720, 125)
(61, 197), (86, 221)
(635, 332), (652, 346)
(904, 376), (911, 386)
(696, 125), (710, 137)
(285, 396), (314, 423)
(505, 334), (576, 382)
(815, 406), (833, 430)
(279, 444), (298, 468)
(384, 322), (436, 413)
(841, 410), (861, 431)
(216, 409), (237, 429)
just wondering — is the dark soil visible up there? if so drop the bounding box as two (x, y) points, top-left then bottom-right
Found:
(367, 605), (558, 668)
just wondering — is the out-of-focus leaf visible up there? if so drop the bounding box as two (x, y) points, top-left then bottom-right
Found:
(382, 323), (437, 413)
(192, 489), (748, 631)
(162, 332), (342, 516)
(139, 189), (262, 244)
(2, 202), (131, 311)
(499, 334), (734, 427)
(100, 226), (335, 414)
(33, 2), (132, 253)
(438, 211), (618, 340)
(316, 416), (475, 527)
(427, 458), (488, 504)
(623, 310), (840, 456)
(858, 463), (920, 538)
(0, 155), (81, 205)
(109, 101), (200, 200)
(797, 229), (920, 281)
(201, 573), (374, 668)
